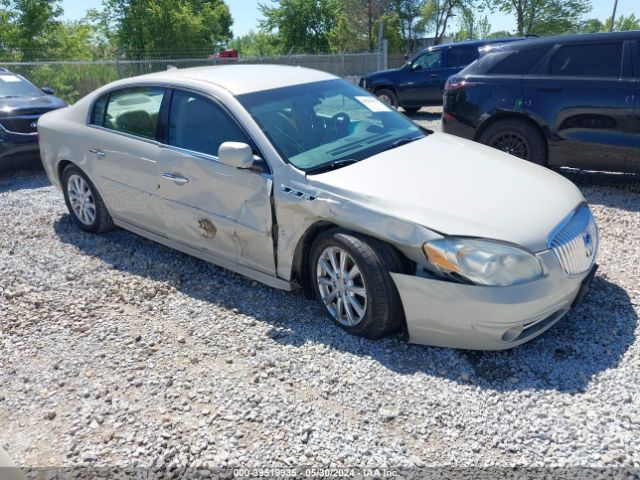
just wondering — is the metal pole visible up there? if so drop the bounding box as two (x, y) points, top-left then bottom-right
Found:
(377, 21), (384, 71)
(610, 0), (618, 31)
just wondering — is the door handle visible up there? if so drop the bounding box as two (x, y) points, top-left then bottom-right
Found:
(626, 94), (636, 104)
(429, 73), (439, 78)
(162, 172), (189, 185)
(89, 149), (105, 158)
(537, 86), (562, 92)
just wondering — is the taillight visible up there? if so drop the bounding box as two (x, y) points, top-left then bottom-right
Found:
(445, 78), (474, 91)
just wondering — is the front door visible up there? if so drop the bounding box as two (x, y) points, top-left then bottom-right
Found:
(626, 39), (640, 173)
(154, 89), (276, 275)
(398, 48), (446, 106)
(87, 86), (167, 233)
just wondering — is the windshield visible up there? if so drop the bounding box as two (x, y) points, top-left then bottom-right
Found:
(0, 73), (43, 98)
(237, 79), (426, 172)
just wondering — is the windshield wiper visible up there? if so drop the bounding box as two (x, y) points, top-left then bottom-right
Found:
(305, 158), (359, 175)
(383, 135), (423, 152)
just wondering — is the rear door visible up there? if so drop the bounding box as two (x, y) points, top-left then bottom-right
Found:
(87, 86), (167, 233)
(154, 88), (276, 275)
(522, 40), (632, 171)
(627, 39), (640, 173)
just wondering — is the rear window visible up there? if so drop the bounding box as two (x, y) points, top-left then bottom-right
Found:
(547, 42), (623, 78)
(487, 45), (552, 75)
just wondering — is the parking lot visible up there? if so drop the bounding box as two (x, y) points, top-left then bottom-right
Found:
(0, 110), (639, 476)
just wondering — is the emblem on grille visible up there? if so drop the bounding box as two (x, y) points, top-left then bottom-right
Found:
(583, 231), (595, 257)
(30, 121), (38, 128)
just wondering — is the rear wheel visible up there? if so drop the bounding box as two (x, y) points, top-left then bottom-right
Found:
(375, 89), (398, 109)
(478, 118), (546, 165)
(62, 165), (114, 233)
(310, 229), (405, 339)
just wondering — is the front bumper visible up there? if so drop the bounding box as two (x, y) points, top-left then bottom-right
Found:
(0, 132), (41, 170)
(391, 250), (596, 350)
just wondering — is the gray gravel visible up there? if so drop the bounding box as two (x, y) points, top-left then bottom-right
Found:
(0, 115), (639, 476)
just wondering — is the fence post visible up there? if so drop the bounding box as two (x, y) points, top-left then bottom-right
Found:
(382, 39), (388, 70)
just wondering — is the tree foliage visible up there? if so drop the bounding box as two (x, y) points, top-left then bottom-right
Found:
(229, 29), (281, 56)
(103, 0), (232, 58)
(486, 0), (591, 36)
(259, 0), (339, 53)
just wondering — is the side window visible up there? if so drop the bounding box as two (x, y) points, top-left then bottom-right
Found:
(412, 49), (442, 71)
(104, 87), (165, 139)
(168, 90), (250, 157)
(90, 94), (108, 126)
(447, 46), (478, 68)
(488, 45), (553, 75)
(548, 42), (623, 78)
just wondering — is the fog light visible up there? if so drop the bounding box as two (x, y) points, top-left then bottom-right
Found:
(502, 326), (523, 342)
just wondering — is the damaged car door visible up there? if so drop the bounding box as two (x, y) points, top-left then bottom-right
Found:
(155, 89), (276, 276)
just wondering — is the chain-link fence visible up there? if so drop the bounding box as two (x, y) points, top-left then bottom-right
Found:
(1, 52), (384, 104)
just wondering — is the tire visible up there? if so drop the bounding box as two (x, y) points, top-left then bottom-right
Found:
(309, 228), (405, 340)
(61, 164), (114, 233)
(375, 89), (398, 109)
(403, 107), (420, 115)
(477, 118), (546, 165)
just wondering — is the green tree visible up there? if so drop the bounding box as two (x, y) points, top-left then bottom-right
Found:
(417, 0), (462, 44)
(229, 29), (282, 56)
(454, 9), (491, 40)
(3, 0), (63, 60)
(485, 0), (591, 36)
(606, 13), (640, 32)
(259, 0), (339, 53)
(104, 0), (233, 58)
(388, 0), (425, 50)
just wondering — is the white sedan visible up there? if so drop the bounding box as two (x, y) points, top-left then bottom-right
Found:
(38, 65), (598, 350)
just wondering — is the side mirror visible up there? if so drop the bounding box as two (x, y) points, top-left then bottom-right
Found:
(41, 86), (55, 95)
(218, 142), (254, 169)
(403, 54), (409, 61)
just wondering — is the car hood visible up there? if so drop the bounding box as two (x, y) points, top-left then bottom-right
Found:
(307, 133), (585, 252)
(0, 95), (66, 117)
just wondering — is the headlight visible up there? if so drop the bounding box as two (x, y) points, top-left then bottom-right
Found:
(423, 238), (543, 286)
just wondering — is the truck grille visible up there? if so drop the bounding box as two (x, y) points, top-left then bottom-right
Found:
(0, 117), (39, 134)
(548, 206), (598, 277)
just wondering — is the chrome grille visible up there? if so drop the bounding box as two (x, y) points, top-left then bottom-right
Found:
(548, 206), (598, 277)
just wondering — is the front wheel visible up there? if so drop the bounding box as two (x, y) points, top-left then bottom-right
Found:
(310, 229), (405, 339)
(62, 165), (114, 233)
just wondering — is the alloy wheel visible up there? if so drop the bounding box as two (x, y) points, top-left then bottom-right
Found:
(67, 174), (96, 226)
(316, 246), (367, 327)
(490, 132), (530, 159)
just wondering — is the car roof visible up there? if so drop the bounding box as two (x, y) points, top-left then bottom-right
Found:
(420, 37), (524, 54)
(497, 30), (640, 51)
(134, 64), (339, 96)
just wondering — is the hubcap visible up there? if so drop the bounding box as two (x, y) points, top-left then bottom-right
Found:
(67, 174), (96, 225)
(316, 246), (367, 327)
(490, 132), (529, 159)
(377, 94), (392, 105)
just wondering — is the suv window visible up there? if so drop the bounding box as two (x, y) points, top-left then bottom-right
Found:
(447, 46), (478, 68)
(548, 42), (623, 78)
(488, 45), (552, 75)
(412, 49), (442, 71)
(168, 90), (250, 157)
(101, 87), (165, 139)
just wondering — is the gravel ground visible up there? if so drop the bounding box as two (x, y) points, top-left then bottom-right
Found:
(1, 110), (639, 477)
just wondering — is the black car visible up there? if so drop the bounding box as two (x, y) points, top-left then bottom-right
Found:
(442, 31), (640, 173)
(359, 38), (526, 113)
(0, 68), (66, 169)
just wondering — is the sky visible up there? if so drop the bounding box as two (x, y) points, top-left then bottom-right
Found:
(60, 0), (637, 38)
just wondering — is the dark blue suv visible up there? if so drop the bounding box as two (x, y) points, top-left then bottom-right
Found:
(0, 68), (66, 170)
(359, 38), (525, 113)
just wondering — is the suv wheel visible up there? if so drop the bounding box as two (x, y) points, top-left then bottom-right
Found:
(478, 118), (546, 165)
(375, 89), (398, 108)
